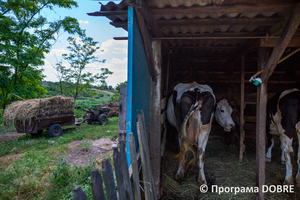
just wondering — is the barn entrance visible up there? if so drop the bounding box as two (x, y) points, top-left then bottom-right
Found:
(90, 0), (300, 199)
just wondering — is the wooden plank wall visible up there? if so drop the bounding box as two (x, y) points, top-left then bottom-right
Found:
(162, 48), (300, 138)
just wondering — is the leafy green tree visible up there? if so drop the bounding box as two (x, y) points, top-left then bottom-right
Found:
(0, 0), (83, 116)
(52, 61), (71, 95)
(62, 35), (112, 100)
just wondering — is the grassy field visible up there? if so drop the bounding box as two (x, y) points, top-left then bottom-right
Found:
(76, 89), (114, 104)
(0, 117), (119, 200)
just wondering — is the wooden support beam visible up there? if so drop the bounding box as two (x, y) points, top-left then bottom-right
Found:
(151, 3), (293, 15)
(135, 0), (162, 37)
(262, 3), (300, 81)
(158, 17), (284, 26)
(260, 37), (300, 47)
(150, 40), (162, 198)
(87, 10), (128, 17)
(239, 54), (246, 162)
(256, 48), (269, 200)
(134, 8), (157, 81)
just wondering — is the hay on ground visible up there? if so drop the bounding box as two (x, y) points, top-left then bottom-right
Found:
(3, 96), (74, 126)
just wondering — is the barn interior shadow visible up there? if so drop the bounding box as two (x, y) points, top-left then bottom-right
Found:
(161, 125), (300, 200)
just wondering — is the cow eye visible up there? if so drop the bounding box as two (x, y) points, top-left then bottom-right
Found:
(220, 109), (224, 113)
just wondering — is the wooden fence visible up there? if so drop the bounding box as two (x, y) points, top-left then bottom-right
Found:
(73, 110), (157, 200)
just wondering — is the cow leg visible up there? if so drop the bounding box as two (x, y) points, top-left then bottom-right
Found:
(197, 130), (210, 185)
(295, 122), (300, 186)
(280, 134), (294, 185)
(175, 137), (185, 180)
(266, 138), (274, 162)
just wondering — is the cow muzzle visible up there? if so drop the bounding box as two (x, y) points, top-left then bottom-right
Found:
(224, 124), (235, 132)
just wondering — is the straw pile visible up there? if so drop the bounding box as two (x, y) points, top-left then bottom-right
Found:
(3, 96), (75, 126)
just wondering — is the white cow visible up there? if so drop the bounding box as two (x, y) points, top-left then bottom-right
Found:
(167, 82), (235, 184)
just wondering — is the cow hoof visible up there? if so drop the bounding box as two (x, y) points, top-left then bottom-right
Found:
(283, 179), (294, 185)
(197, 178), (207, 185)
(266, 157), (271, 162)
(175, 172), (185, 181)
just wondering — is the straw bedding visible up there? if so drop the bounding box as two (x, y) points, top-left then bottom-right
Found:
(3, 96), (75, 126)
(161, 133), (300, 199)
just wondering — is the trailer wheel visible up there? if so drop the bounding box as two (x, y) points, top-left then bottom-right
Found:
(49, 124), (63, 137)
(98, 114), (108, 125)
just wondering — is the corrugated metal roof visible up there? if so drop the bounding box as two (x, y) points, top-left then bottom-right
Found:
(91, 0), (299, 61)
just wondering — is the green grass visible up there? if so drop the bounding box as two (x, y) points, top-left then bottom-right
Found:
(0, 117), (119, 200)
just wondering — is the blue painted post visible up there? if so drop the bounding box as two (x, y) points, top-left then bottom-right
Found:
(126, 6), (152, 167)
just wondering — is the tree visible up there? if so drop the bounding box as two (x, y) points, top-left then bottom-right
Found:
(0, 0), (83, 114)
(110, 81), (127, 102)
(62, 35), (112, 100)
(52, 61), (71, 95)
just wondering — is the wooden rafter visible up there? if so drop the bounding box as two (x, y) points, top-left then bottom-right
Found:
(87, 10), (127, 17)
(260, 38), (300, 47)
(134, 8), (157, 81)
(156, 32), (273, 39)
(134, 0), (162, 37)
(110, 21), (127, 28)
(151, 3), (293, 15)
(261, 2), (300, 81)
(157, 17), (284, 26)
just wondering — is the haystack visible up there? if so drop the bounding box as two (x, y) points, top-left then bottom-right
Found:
(3, 96), (75, 126)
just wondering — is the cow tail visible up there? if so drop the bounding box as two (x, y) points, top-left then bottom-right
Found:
(181, 103), (195, 138)
(174, 137), (196, 171)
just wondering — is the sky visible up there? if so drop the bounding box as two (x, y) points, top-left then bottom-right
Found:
(41, 0), (128, 87)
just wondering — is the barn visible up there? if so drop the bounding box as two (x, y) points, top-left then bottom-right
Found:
(88, 0), (300, 199)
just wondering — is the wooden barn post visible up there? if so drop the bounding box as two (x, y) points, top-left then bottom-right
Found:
(239, 54), (245, 161)
(256, 4), (300, 199)
(256, 48), (269, 200)
(150, 40), (162, 197)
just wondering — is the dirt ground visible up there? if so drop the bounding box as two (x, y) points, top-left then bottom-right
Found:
(0, 130), (118, 169)
(66, 138), (118, 167)
(0, 131), (24, 143)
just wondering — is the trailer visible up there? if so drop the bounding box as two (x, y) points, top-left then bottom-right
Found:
(15, 112), (76, 137)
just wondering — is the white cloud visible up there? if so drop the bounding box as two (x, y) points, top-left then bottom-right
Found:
(79, 20), (89, 24)
(48, 48), (70, 57)
(42, 39), (128, 87)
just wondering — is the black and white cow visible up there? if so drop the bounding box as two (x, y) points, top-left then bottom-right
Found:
(166, 82), (235, 184)
(265, 88), (300, 185)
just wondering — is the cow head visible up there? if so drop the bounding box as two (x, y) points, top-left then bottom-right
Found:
(215, 99), (235, 132)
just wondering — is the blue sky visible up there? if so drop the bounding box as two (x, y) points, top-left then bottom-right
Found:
(41, 0), (128, 87)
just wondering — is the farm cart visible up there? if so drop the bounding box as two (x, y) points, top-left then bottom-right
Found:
(75, 105), (109, 125)
(15, 112), (76, 137)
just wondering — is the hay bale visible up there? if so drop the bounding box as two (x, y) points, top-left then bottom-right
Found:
(3, 96), (74, 126)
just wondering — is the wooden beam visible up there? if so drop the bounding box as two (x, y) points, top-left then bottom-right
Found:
(151, 3), (293, 15)
(256, 48), (269, 200)
(157, 17), (284, 26)
(87, 10), (127, 17)
(260, 37), (300, 47)
(135, 0), (162, 37)
(239, 54), (246, 162)
(110, 21), (127, 28)
(262, 3), (300, 81)
(161, 32), (268, 38)
(150, 40), (162, 198)
(134, 8), (157, 81)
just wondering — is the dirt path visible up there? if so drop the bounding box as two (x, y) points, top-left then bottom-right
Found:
(0, 132), (25, 143)
(66, 137), (118, 167)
